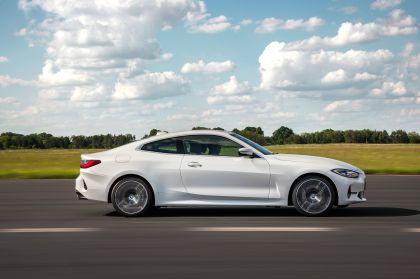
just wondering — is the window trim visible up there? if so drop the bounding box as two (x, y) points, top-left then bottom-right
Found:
(137, 134), (263, 158)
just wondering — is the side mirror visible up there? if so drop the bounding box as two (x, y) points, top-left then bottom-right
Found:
(238, 147), (254, 157)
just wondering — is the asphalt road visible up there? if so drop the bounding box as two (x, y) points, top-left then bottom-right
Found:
(0, 176), (419, 279)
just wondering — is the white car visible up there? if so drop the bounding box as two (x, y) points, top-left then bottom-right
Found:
(75, 130), (366, 216)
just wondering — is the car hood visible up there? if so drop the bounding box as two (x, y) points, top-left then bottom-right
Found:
(268, 154), (361, 172)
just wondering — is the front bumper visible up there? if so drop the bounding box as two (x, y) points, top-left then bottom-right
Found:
(335, 174), (367, 206)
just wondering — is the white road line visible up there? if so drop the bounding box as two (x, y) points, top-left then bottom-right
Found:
(0, 228), (101, 233)
(186, 227), (337, 232)
(402, 228), (420, 233)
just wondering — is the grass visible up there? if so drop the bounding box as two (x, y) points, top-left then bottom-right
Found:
(0, 144), (419, 179)
(0, 149), (104, 179)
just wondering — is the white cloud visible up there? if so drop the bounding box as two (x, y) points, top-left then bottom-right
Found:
(324, 100), (363, 112)
(284, 10), (416, 50)
(232, 25), (241, 32)
(112, 72), (190, 100)
(370, 81), (407, 97)
(71, 84), (106, 102)
(258, 111), (297, 120)
(0, 56), (8, 63)
(38, 88), (67, 100)
(371, 0), (402, 10)
(181, 60), (235, 74)
(408, 54), (420, 68)
(141, 101), (175, 113)
(384, 97), (415, 104)
(259, 41), (392, 91)
(188, 15), (231, 33)
(256, 17), (324, 33)
(0, 75), (36, 87)
(166, 113), (197, 121)
(201, 109), (226, 117)
(17, 0), (207, 97)
(240, 19), (253, 26)
(39, 60), (91, 86)
(0, 97), (19, 105)
(354, 72), (378, 81)
(207, 95), (255, 105)
(19, 0), (204, 63)
(210, 76), (254, 96)
(160, 53), (173, 61)
(207, 76), (255, 105)
(232, 19), (253, 32)
(321, 69), (348, 84)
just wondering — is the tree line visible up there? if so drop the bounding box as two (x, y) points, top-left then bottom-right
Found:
(1, 127), (419, 149)
(229, 126), (420, 145)
(0, 132), (136, 149)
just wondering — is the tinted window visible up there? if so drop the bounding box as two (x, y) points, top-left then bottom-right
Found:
(230, 133), (273, 155)
(182, 135), (243, 157)
(141, 138), (184, 154)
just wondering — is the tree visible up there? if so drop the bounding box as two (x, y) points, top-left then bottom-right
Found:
(192, 126), (210, 130)
(390, 130), (409, 143)
(233, 127), (266, 145)
(243, 126), (264, 136)
(408, 131), (420, 143)
(272, 126), (294, 145)
(142, 129), (160, 139)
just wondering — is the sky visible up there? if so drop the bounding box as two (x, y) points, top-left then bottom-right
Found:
(0, 0), (419, 137)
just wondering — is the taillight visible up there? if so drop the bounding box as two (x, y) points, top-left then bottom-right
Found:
(80, 159), (101, 169)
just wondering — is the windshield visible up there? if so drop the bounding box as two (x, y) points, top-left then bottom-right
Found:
(230, 133), (273, 155)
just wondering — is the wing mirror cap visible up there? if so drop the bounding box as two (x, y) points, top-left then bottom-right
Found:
(238, 147), (254, 157)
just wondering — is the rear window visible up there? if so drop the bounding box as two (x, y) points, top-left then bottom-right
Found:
(141, 138), (184, 154)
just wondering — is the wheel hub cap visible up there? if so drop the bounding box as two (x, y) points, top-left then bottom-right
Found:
(296, 179), (332, 214)
(114, 180), (148, 214)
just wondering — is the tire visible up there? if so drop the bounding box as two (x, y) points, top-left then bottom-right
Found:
(292, 175), (335, 216)
(111, 177), (153, 217)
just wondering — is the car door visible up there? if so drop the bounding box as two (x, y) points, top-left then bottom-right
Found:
(138, 137), (187, 203)
(179, 135), (270, 199)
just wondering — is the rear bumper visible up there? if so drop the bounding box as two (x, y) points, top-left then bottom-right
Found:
(76, 190), (87, 200)
(75, 174), (108, 202)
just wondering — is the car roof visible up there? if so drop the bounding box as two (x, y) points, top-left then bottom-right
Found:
(139, 130), (233, 144)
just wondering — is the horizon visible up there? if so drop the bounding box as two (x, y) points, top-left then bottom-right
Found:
(0, 0), (419, 136)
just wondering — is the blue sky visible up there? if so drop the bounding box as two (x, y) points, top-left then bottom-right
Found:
(0, 0), (419, 137)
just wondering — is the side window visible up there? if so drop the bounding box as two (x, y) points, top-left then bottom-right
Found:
(141, 138), (184, 154)
(182, 135), (243, 157)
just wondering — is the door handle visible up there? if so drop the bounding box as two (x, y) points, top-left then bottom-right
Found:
(187, 162), (202, 168)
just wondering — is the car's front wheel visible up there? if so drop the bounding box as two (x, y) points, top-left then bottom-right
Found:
(111, 177), (153, 217)
(292, 176), (335, 216)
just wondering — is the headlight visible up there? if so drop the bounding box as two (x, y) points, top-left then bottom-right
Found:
(331, 168), (359, 178)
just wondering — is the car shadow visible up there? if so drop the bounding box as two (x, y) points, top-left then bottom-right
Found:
(105, 206), (419, 218)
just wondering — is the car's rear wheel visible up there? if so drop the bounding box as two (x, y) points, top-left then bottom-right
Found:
(111, 177), (152, 217)
(292, 176), (335, 216)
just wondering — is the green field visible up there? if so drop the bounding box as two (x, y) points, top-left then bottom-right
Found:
(0, 144), (419, 178)
(0, 149), (104, 179)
